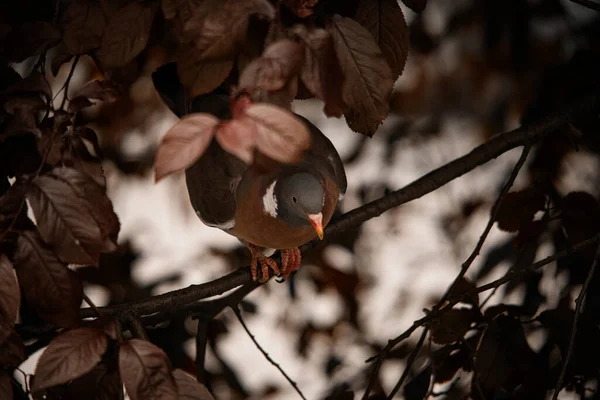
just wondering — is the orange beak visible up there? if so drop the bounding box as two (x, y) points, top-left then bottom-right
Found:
(308, 213), (324, 240)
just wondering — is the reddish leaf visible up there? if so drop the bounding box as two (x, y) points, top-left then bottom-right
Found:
(173, 369), (215, 400)
(282, 0), (319, 18)
(238, 39), (305, 92)
(428, 309), (474, 344)
(50, 168), (119, 248)
(154, 114), (219, 180)
(119, 339), (177, 400)
(75, 80), (121, 102)
(0, 254), (19, 345)
(176, 45), (234, 98)
(184, 0), (275, 61)
(329, 15), (394, 136)
(14, 231), (83, 327)
(97, 2), (157, 69)
(32, 327), (108, 391)
(292, 26), (344, 117)
(4, 22), (61, 63)
(0, 330), (26, 368)
(62, 0), (107, 54)
(219, 103), (311, 165)
(401, 0), (428, 13)
(0, 374), (12, 400)
(27, 168), (115, 265)
(495, 189), (545, 232)
(355, 0), (410, 80)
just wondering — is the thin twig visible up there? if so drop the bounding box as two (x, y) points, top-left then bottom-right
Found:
(195, 320), (209, 384)
(386, 327), (429, 399)
(127, 314), (148, 340)
(569, 0), (600, 12)
(551, 249), (600, 400)
(59, 56), (80, 110)
(232, 306), (307, 400)
(82, 293), (103, 318)
(363, 145), (531, 398)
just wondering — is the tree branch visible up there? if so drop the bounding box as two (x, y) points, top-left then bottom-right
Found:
(569, 0), (600, 12)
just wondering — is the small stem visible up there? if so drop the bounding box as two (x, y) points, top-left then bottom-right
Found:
(127, 315), (148, 341)
(82, 293), (102, 318)
(386, 327), (428, 399)
(195, 319), (209, 384)
(60, 56), (80, 110)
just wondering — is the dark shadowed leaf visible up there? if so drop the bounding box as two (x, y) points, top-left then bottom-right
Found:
(282, 0), (319, 17)
(62, 133), (107, 187)
(495, 189), (545, 232)
(119, 339), (177, 400)
(173, 369), (215, 400)
(4, 22), (61, 63)
(154, 114), (219, 180)
(75, 80), (121, 102)
(239, 39), (305, 92)
(447, 277), (479, 307)
(14, 231), (83, 327)
(428, 309), (474, 344)
(561, 191), (600, 241)
(32, 327), (108, 391)
(0, 374), (12, 400)
(292, 26), (344, 117)
(176, 45), (234, 98)
(329, 15), (393, 136)
(401, 0), (428, 13)
(62, 0), (107, 54)
(355, 0), (410, 80)
(223, 103), (311, 164)
(0, 330), (26, 368)
(0, 254), (19, 344)
(62, 361), (124, 400)
(404, 365), (432, 400)
(27, 168), (115, 265)
(2, 71), (52, 102)
(98, 2), (157, 69)
(432, 345), (468, 383)
(50, 168), (119, 246)
(68, 97), (94, 113)
(473, 315), (535, 394)
(184, 0), (275, 61)
(162, 0), (178, 20)
(51, 44), (74, 76)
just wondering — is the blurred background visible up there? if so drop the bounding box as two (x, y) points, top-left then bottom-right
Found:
(13, 0), (600, 398)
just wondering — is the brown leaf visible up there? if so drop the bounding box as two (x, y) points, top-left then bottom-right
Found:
(62, 361), (124, 400)
(4, 22), (61, 63)
(355, 0), (410, 80)
(154, 114), (219, 180)
(119, 339), (177, 400)
(495, 189), (545, 232)
(329, 15), (394, 136)
(51, 44), (74, 76)
(428, 309), (474, 344)
(173, 369), (215, 400)
(216, 118), (259, 164)
(2, 71), (52, 102)
(447, 277), (479, 307)
(76, 80), (121, 102)
(282, 0), (319, 18)
(14, 231), (83, 327)
(67, 96), (94, 113)
(97, 2), (157, 69)
(61, 134), (107, 187)
(0, 254), (19, 345)
(162, 0), (178, 20)
(27, 168), (115, 265)
(50, 168), (119, 249)
(0, 374), (11, 399)
(0, 330), (26, 368)
(176, 45), (234, 98)
(62, 0), (107, 55)
(32, 327), (108, 391)
(238, 39), (305, 92)
(401, 0), (428, 13)
(292, 26), (344, 117)
(184, 0), (275, 61)
(228, 103), (311, 164)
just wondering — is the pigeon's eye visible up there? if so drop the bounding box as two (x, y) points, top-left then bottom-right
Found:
(292, 196), (297, 203)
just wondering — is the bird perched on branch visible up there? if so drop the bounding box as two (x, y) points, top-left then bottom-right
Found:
(183, 95), (347, 282)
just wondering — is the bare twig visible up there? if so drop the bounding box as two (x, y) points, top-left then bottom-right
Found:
(127, 314), (148, 340)
(552, 249), (600, 400)
(569, 0), (600, 12)
(82, 293), (103, 318)
(59, 56), (80, 110)
(232, 306), (307, 400)
(386, 327), (429, 399)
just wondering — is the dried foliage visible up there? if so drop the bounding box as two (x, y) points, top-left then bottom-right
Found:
(3, 0), (600, 399)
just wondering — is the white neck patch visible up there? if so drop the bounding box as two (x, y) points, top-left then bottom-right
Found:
(262, 180), (278, 218)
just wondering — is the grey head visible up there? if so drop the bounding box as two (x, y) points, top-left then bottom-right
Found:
(263, 171), (325, 227)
